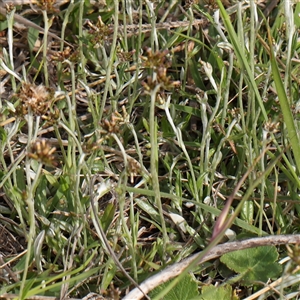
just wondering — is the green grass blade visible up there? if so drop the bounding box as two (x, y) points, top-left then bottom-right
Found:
(215, 0), (268, 121)
(266, 25), (300, 172)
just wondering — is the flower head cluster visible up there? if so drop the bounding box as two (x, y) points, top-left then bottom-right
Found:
(28, 139), (57, 166)
(141, 48), (180, 93)
(15, 83), (58, 123)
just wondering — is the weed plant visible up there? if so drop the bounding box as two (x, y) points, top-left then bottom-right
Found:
(0, 0), (300, 299)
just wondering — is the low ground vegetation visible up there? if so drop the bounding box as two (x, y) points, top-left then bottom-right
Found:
(1, 0), (300, 299)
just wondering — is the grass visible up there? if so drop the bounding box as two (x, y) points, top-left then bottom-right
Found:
(1, 0), (300, 299)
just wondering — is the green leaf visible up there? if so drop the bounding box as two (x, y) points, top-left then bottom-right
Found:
(101, 202), (116, 233)
(27, 27), (40, 53)
(220, 246), (282, 285)
(16, 168), (26, 192)
(35, 175), (48, 215)
(199, 284), (238, 300)
(44, 171), (59, 187)
(294, 3), (300, 27)
(150, 274), (199, 300)
(135, 197), (160, 223)
(240, 200), (254, 224)
(0, 126), (7, 144)
(0, 19), (8, 30)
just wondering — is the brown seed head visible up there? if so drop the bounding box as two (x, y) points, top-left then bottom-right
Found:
(28, 139), (57, 166)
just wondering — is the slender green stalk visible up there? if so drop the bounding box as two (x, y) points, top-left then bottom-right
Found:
(283, 0), (294, 93)
(111, 133), (138, 280)
(20, 113), (43, 298)
(216, 0), (268, 122)
(42, 10), (51, 87)
(98, 0), (119, 121)
(6, 7), (16, 91)
(145, 0), (158, 50)
(78, 0), (86, 83)
(149, 85), (169, 257)
(58, 1), (76, 83)
(267, 25), (300, 173)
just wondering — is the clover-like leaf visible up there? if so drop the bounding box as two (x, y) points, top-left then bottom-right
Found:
(149, 274), (199, 300)
(220, 246), (282, 285)
(199, 284), (238, 300)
